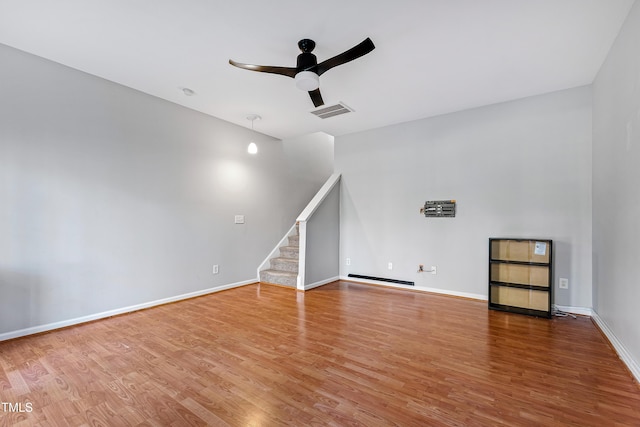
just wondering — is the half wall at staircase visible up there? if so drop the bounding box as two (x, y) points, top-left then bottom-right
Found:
(259, 174), (340, 290)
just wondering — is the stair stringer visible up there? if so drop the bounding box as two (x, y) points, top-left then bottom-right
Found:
(258, 173), (341, 290)
(256, 223), (299, 286)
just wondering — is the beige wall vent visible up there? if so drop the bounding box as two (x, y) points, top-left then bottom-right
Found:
(311, 102), (353, 119)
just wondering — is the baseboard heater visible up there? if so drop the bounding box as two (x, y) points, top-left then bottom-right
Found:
(348, 274), (415, 286)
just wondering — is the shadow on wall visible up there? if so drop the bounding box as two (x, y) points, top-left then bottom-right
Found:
(553, 240), (571, 307)
(0, 270), (43, 334)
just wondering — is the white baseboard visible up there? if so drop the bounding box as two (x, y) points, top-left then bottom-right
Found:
(0, 279), (255, 342)
(591, 311), (640, 384)
(553, 304), (593, 316)
(416, 286), (487, 301)
(339, 275), (487, 301)
(338, 277), (640, 384)
(8, 278), (637, 387)
(302, 276), (340, 291)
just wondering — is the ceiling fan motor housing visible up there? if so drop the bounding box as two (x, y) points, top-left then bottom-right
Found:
(295, 41), (320, 91)
(297, 52), (318, 72)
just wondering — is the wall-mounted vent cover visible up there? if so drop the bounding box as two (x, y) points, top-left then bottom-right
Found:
(348, 274), (414, 286)
(421, 200), (456, 217)
(311, 102), (353, 119)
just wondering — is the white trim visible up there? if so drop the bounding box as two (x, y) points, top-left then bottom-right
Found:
(591, 311), (640, 384)
(417, 286), (487, 301)
(553, 304), (593, 317)
(297, 220), (307, 291)
(297, 173), (341, 222)
(0, 279), (255, 342)
(257, 222), (298, 280)
(339, 275), (487, 301)
(303, 276), (340, 291)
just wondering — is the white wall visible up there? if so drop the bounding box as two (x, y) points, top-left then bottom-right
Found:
(592, 1), (640, 376)
(336, 86), (593, 306)
(0, 44), (333, 336)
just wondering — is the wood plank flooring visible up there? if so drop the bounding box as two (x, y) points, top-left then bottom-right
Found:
(1, 281), (639, 426)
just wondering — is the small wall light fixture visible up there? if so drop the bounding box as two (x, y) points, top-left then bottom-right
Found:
(246, 114), (261, 154)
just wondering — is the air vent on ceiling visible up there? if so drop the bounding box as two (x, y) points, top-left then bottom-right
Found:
(311, 102), (353, 119)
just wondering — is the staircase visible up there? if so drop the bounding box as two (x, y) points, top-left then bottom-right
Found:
(259, 225), (299, 288)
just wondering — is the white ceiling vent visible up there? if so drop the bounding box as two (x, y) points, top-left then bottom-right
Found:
(311, 102), (353, 119)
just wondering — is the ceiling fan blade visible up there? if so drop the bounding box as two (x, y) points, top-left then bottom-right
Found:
(309, 88), (324, 107)
(228, 60), (298, 78)
(316, 38), (375, 76)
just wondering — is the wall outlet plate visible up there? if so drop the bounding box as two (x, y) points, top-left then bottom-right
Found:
(559, 278), (569, 289)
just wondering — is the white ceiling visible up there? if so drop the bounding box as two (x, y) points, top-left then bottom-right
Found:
(0, 0), (635, 139)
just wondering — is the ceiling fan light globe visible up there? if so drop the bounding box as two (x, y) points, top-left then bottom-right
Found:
(294, 71), (319, 91)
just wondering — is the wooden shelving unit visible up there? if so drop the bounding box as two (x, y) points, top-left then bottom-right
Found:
(488, 238), (553, 318)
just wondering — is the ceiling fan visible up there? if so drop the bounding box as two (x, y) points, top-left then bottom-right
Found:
(229, 38), (375, 108)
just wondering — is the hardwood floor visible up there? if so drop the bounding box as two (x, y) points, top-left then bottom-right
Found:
(1, 281), (639, 426)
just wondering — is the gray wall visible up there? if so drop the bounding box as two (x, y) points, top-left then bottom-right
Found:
(0, 44), (333, 335)
(305, 182), (340, 287)
(592, 1), (640, 369)
(336, 86), (593, 306)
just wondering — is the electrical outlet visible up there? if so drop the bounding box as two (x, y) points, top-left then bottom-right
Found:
(213, 264), (219, 274)
(559, 278), (569, 289)
(431, 266), (437, 275)
(388, 262), (393, 270)
(346, 258), (351, 266)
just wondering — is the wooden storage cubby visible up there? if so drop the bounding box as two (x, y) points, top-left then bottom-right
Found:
(488, 238), (552, 318)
